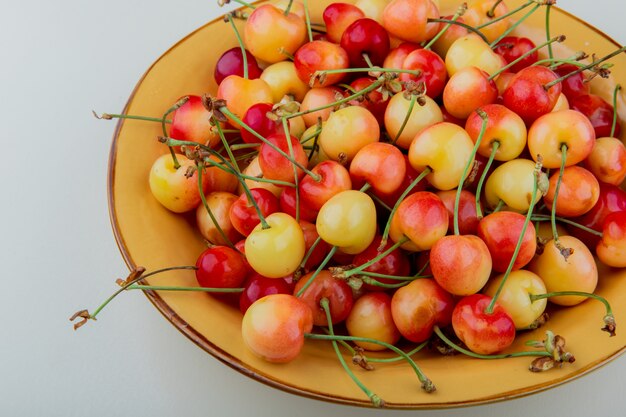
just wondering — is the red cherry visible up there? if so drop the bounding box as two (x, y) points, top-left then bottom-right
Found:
(493, 36), (538, 74)
(353, 235), (411, 291)
(241, 103), (279, 144)
(502, 66), (562, 124)
(279, 187), (318, 223)
(323, 2), (366, 44)
(258, 132), (309, 183)
(293, 270), (354, 326)
(299, 220), (331, 271)
(340, 18), (390, 67)
(399, 48), (447, 99)
(214, 47), (262, 85)
(229, 188), (280, 237)
(570, 94), (621, 138)
(552, 63), (590, 100)
(195, 246), (248, 289)
(349, 77), (389, 125)
(239, 273), (293, 314)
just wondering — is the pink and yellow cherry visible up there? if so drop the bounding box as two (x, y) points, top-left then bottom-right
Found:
(319, 105), (380, 163)
(430, 235), (492, 296)
(551, 93), (570, 112)
(201, 155), (240, 194)
(596, 211), (626, 268)
(239, 156), (282, 197)
(169, 95), (221, 148)
(391, 278), (455, 343)
(502, 66), (562, 125)
(451, 294), (516, 355)
(570, 94), (621, 138)
(349, 77), (389, 125)
(241, 294), (313, 363)
(477, 211), (537, 273)
(445, 34), (503, 77)
(229, 188), (280, 237)
(244, 4), (307, 64)
(431, 15), (468, 57)
(196, 245), (249, 289)
(352, 235), (411, 290)
(149, 154), (209, 213)
(484, 159), (543, 212)
(483, 270), (547, 330)
(493, 36), (538, 74)
(279, 187), (318, 223)
(294, 41), (350, 88)
(552, 63), (590, 100)
(437, 190), (480, 235)
(245, 212), (306, 278)
(294, 270), (354, 326)
(528, 235), (598, 306)
(382, 0), (441, 44)
(300, 87), (345, 127)
(443, 66), (498, 119)
(408, 122), (475, 191)
(196, 191), (242, 246)
(260, 61), (310, 103)
(376, 155), (427, 208)
(214, 47), (263, 85)
(346, 292), (401, 351)
(527, 109), (595, 169)
(341, 18), (390, 68)
(389, 191), (449, 251)
(258, 132), (308, 183)
(300, 160), (352, 211)
(494, 72), (514, 97)
(299, 220), (331, 270)
(350, 142), (406, 195)
(322, 2), (366, 44)
(465, 104), (527, 161)
(355, 0), (391, 23)
(585, 137), (626, 185)
(463, 0), (510, 44)
(543, 166), (600, 217)
(383, 42), (421, 69)
(239, 273), (294, 314)
(216, 75), (273, 122)
(316, 190), (377, 254)
(400, 49), (447, 98)
(384, 92), (443, 149)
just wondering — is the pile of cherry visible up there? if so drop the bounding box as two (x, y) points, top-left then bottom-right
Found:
(77, 0), (626, 406)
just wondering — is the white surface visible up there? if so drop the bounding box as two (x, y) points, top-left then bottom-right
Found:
(1, 1), (624, 416)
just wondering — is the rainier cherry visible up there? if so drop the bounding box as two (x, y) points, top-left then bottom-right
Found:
(294, 270), (354, 326)
(346, 292), (401, 351)
(596, 211), (626, 268)
(382, 0), (441, 44)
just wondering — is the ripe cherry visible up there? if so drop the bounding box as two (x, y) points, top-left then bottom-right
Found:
(214, 47), (262, 85)
(323, 2), (366, 44)
(341, 18), (391, 68)
(493, 36), (538, 74)
(294, 270), (354, 326)
(229, 188), (280, 237)
(596, 211), (626, 268)
(239, 273), (294, 314)
(569, 94), (621, 138)
(195, 246), (248, 289)
(346, 292), (401, 351)
(502, 66), (562, 125)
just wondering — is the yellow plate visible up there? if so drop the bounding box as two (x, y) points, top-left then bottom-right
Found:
(108, 0), (626, 409)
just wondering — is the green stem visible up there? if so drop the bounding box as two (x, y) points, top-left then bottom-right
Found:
(360, 278), (411, 289)
(93, 112), (171, 124)
(487, 0), (504, 17)
(224, 0), (256, 9)
(300, 128), (322, 145)
(611, 84), (622, 138)
(545, 4), (553, 60)
(530, 214), (604, 237)
(162, 96), (190, 169)
(530, 291), (612, 316)
(492, 199), (505, 213)
(455, 109), (488, 236)
(362, 53), (375, 69)
(343, 237), (409, 278)
(489, 35), (564, 80)
(475, 141), (499, 219)
(489, 3), (541, 49)
(299, 236), (322, 270)
(423, 4), (466, 50)
(314, 67), (420, 78)
(282, 117), (300, 222)
(476, 0), (532, 29)
(283, 0), (293, 15)
(367, 192), (392, 212)
(551, 144), (567, 246)
(357, 270), (425, 281)
(295, 246), (337, 297)
(229, 143), (260, 151)
(544, 46), (626, 90)
(225, 13), (248, 79)
(427, 18), (488, 43)
(391, 94), (417, 146)
(303, 0), (313, 42)
(128, 285), (243, 293)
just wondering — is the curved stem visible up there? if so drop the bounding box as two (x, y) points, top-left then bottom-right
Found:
(225, 13), (248, 79)
(314, 67), (420, 78)
(492, 199), (505, 213)
(611, 84), (622, 138)
(299, 236), (322, 270)
(358, 270), (426, 281)
(197, 162), (236, 249)
(303, 0), (313, 42)
(530, 214), (603, 237)
(423, 3), (466, 51)
(530, 291), (612, 317)
(295, 246), (337, 297)
(128, 285), (243, 293)
(476, 0), (532, 29)
(551, 144), (567, 248)
(344, 237), (409, 278)
(475, 141), (499, 219)
(487, 0), (504, 18)
(282, 118), (300, 222)
(93, 112), (171, 124)
(489, 35), (564, 80)
(489, 4), (541, 49)
(544, 46), (626, 90)
(162, 96), (190, 169)
(360, 278), (411, 289)
(223, 0), (256, 9)
(545, 3), (554, 60)
(391, 94), (417, 146)
(427, 18), (488, 43)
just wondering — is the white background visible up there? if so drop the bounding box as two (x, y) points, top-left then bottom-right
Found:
(1, 0), (624, 416)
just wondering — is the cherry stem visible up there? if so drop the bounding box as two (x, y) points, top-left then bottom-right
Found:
(302, 0), (313, 42)
(295, 246), (338, 297)
(225, 13), (248, 79)
(455, 109), (488, 236)
(220, 0), (256, 9)
(219, 106), (321, 182)
(367, 192), (392, 212)
(84, 266), (198, 322)
(391, 94), (418, 146)
(359, 182), (372, 193)
(379, 167), (432, 249)
(281, 117), (300, 222)
(485, 159), (541, 314)
(358, 270), (427, 281)
(362, 53), (375, 69)
(427, 18), (488, 43)
(343, 236), (409, 278)
(200, 151), (296, 187)
(283, 0), (294, 16)
(318, 299), (385, 407)
(162, 96), (190, 170)
(545, 3), (554, 60)
(489, 35), (565, 81)
(197, 162), (237, 249)
(92, 111), (171, 124)
(489, 3), (541, 49)
(475, 141), (499, 219)
(360, 278), (411, 289)
(544, 46), (626, 90)
(423, 2), (467, 51)
(492, 199), (505, 213)
(551, 144), (568, 254)
(300, 127), (322, 145)
(313, 67), (420, 79)
(229, 143), (260, 151)
(487, 0), (504, 18)
(128, 284), (243, 293)
(433, 326), (552, 360)
(289, 78), (386, 120)
(329, 335), (427, 364)
(299, 236), (322, 270)
(611, 84), (621, 138)
(530, 216), (602, 237)
(313, 304), (435, 394)
(476, 0), (532, 29)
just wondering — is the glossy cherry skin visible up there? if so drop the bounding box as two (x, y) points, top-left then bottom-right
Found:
(349, 77), (389, 125)
(299, 220), (331, 271)
(300, 160), (352, 211)
(279, 187), (318, 223)
(214, 47), (263, 85)
(436, 190), (480, 235)
(240, 102), (278, 144)
(376, 155), (427, 208)
(596, 211), (626, 268)
(239, 273), (294, 314)
(502, 66), (562, 125)
(584, 137), (626, 185)
(229, 188), (280, 237)
(477, 211), (537, 273)
(241, 294), (313, 363)
(148, 154), (209, 213)
(341, 18), (390, 67)
(323, 2), (366, 43)
(463, 0), (510, 44)
(400, 49), (447, 99)
(258, 132), (308, 183)
(431, 15), (468, 57)
(443, 66), (498, 119)
(195, 246), (249, 289)
(452, 294), (516, 355)
(319, 105), (380, 163)
(430, 235), (492, 296)
(493, 36), (538, 74)
(543, 166), (600, 217)
(196, 191), (242, 246)
(391, 278), (455, 343)
(389, 191), (449, 251)
(346, 292), (401, 351)
(465, 103), (527, 161)
(570, 94), (621, 138)
(294, 270), (354, 326)
(217, 75), (273, 122)
(382, 0), (441, 44)
(349, 142), (406, 195)
(300, 87), (345, 127)
(353, 235), (411, 291)
(169, 95), (220, 148)
(552, 63), (590, 100)
(294, 40), (350, 88)
(383, 41), (421, 69)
